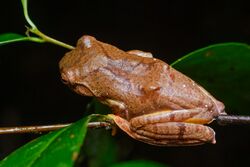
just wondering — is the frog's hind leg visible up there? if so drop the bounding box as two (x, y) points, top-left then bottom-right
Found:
(130, 108), (213, 129)
(134, 122), (216, 146)
(127, 50), (153, 58)
(110, 108), (217, 146)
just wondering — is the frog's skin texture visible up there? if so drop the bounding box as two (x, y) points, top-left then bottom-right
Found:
(59, 35), (226, 146)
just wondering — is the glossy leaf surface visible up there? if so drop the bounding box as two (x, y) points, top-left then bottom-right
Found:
(172, 43), (250, 115)
(0, 116), (91, 167)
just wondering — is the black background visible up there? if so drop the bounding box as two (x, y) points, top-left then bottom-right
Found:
(0, 0), (250, 167)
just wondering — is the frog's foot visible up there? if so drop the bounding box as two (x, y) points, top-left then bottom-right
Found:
(110, 114), (215, 146)
(127, 50), (153, 58)
(109, 114), (154, 144)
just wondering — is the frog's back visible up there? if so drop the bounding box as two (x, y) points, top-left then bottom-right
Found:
(73, 36), (224, 119)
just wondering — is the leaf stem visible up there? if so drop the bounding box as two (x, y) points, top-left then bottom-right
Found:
(21, 0), (37, 29)
(22, 0), (75, 49)
(28, 28), (75, 50)
(28, 36), (45, 43)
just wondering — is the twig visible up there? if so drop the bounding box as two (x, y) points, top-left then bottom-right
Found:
(0, 122), (111, 135)
(1, 115), (249, 135)
(216, 115), (250, 125)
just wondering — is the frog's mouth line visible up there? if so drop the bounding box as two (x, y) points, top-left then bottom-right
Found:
(69, 84), (95, 97)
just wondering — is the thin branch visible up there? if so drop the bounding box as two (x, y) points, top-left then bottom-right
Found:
(216, 115), (250, 125)
(0, 122), (111, 135)
(1, 115), (249, 135)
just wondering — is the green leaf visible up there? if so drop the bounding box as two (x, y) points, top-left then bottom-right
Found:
(110, 160), (168, 167)
(171, 43), (250, 115)
(84, 129), (118, 167)
(0, 116), (92, 167)
(0, 33), (28, 45)
(0, 33), (44, 46)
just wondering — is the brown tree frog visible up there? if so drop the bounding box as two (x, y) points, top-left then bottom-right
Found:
(59, 35), (226, 146)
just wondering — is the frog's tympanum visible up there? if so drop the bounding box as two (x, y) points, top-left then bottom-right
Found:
(59, 35), (226, 146)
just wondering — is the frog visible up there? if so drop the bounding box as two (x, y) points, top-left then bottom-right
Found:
(59, 35), (226, 146)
